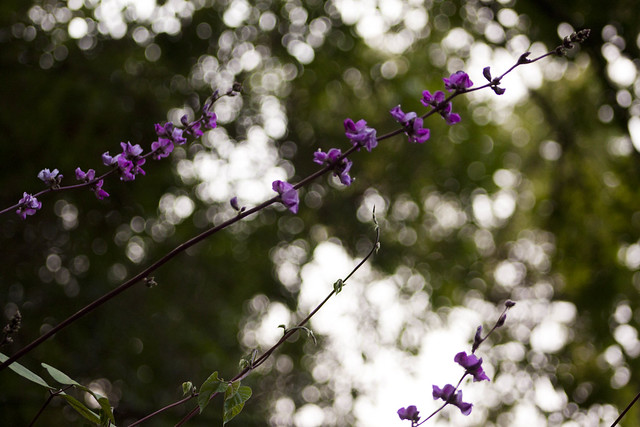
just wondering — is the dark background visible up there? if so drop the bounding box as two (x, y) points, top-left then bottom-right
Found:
(1, 0), (639, 425)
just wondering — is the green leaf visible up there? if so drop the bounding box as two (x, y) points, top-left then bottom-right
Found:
(59, 394), (101, 424)
(198, 371), (229, 414)
(42, 363), (81, 386)
(94, 395), (115, 424)
(0, 352), (52, 389)
(223, 383), (252, 424)
(41, 362), (115, 424)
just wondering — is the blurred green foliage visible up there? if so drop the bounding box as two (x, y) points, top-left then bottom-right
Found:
(1, 0), (640, 425)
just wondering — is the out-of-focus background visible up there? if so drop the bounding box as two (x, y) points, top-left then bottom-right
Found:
(1, 0), (639, 425)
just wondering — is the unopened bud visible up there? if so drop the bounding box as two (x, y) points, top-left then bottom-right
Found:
(517, 52), (531, 64)
(496, 313), (507, 327)
(472, 325), (483, 353)
(482, 66), (492, 82)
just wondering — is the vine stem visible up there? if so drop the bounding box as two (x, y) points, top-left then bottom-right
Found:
(610, 391), (640, 426)
(127, 394), (194, 427)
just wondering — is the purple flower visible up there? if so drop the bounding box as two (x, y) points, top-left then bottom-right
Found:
(432, 384), (473, 416)
(272, 180), (299, 213)
(421, 90), (446, 106)
(390, 105), (417, 125)
(75, 167), (95, 182)
(408, 117), (430, 143)
(390, 106), (430, 144)
(337, 159), (353, 185)
(38, 168), (63, 188)
(421, 90), (461, 125)
(445, 111), (461, 125)
(443, 71), (473, 92)
(155, 122), (186, 145)
(117, 142), (146, 181)
(16, 193), (42, 219)
(155, 122), (174, 137)
(93, 179), (109, 200)
(102, 151), (118, 166)
(397, 405), (420, 422)
(151, 138), (174, 160)
(121, 141), (143, 157)
(344, 118), (378, 152)
(203, 105), (217, 129)
(181, 114), (204, 137)
(454, 351), (490, 382)
(189, 121), (203, 137)
(313, 148), (354, 186)
(201, 102), (218, 130)
(75, 167), (109, 199)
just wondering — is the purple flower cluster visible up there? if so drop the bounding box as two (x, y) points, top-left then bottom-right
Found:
(16, 193), (41, 219)
(313, 148), (353, 186)
(419, 71), (472, 125)
(432, 384), (473, 415)
(272, 180), (299, 213)
(152, 122), (186, 160)
(75, 168), (109, 200)
(179, 103), (218, 138)
(397, 301), (516, 424)
(102, 142), (146, 181)
(152, 105), (217, 160)
(389, 106), (430, 143)
(428, 352), (489, 416)
(344, 118), (377, 151)
(12, 91), (222, 219)
(421, 91), (461, 125)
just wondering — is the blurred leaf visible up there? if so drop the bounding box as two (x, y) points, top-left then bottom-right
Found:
(0, 352), (52, 389)
(59, 394), (101, 424)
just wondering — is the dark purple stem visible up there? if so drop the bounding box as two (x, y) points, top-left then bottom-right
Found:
(611, 391), (640, 426)
(127, 394), (195, 427)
